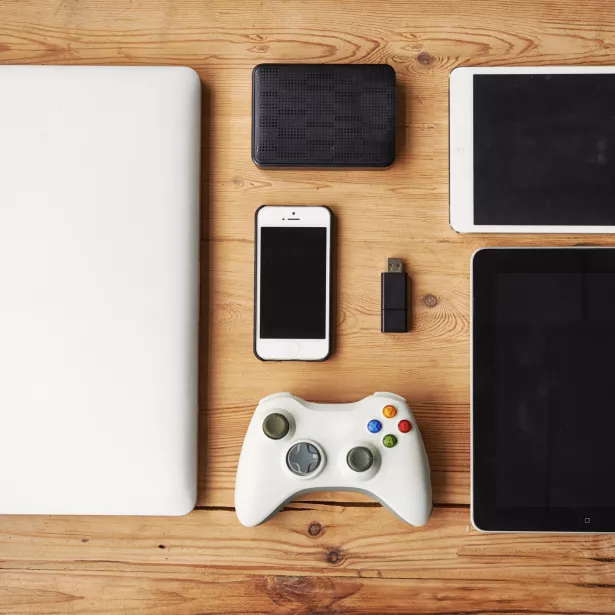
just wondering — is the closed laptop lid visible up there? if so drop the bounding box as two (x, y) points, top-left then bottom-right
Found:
(0, 66), (201, 515)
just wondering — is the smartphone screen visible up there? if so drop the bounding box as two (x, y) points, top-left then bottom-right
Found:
(260, 226), (327, 339)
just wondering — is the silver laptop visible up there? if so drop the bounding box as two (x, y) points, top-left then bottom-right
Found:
(0, 66), (201, 515)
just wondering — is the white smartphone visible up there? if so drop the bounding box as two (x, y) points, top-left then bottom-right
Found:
(450, 65), (615, 233)
(254, 205), (332, 361)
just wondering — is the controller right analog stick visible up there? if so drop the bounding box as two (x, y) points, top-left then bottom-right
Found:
(347, 446), (374, 472)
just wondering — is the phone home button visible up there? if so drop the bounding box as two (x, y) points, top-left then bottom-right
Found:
(280, 341), (300, 358)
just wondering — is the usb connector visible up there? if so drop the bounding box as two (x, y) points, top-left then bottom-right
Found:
(387, 257), (404, 273)
(381, 258), (408, 333)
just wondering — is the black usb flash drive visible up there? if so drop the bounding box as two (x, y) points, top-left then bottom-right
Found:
(381, 258), (408, 333)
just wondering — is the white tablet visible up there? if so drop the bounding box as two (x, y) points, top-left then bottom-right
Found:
(450, 66), (615, 233)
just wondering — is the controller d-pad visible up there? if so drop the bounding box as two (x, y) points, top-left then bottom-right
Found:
(286, 442), (321, 476)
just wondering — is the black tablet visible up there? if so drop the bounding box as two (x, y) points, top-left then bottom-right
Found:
(473, 248), (615, 532)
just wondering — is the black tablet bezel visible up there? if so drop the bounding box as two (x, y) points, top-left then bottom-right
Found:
(472, 247), (615, 532)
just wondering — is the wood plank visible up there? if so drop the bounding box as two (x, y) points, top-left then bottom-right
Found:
(2, 506), (615, 585)
(2, 570), (615, 615)
(2, 0), (615, 71)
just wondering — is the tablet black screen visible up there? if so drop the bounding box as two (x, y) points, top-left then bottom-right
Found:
(473, 74), (615, 226)
(473, 249), (615, 531)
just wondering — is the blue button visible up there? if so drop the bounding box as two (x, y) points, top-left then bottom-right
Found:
(367, 419), (382, 433)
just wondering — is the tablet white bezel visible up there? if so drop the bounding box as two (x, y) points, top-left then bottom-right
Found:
(449, 65), (615, 234)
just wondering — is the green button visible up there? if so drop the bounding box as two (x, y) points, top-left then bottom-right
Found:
(382, 434), (398, 448)
(262, 413), (289, 440)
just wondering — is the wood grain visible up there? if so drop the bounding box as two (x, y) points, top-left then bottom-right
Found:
(2, 506), (615, 613)
(4, 572), (615, 615)
(4, 0), (615, 612)
(2, 506), (615, 582)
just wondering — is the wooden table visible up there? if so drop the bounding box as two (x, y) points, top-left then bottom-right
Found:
(3, 1), (615, 613)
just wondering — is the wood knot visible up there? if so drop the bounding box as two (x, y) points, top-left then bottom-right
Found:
(417, 51), (434, 66)
(423, 294), (438, 308)
(308, 522), (322, 537)
(158, 544), (166, 549)
(262, 576), (360, 608)
(326, 549), (343, 565)
(81, 538), (89, 543)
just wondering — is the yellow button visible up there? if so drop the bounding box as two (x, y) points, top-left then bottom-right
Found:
(382, 405), (397, 419)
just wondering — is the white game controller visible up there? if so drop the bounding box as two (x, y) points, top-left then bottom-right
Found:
(235, 392), (432, 527)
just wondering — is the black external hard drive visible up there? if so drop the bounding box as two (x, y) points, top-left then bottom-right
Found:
(252, 64), (396, 168)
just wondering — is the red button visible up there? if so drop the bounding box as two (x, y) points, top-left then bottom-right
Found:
(398, 420), (412, 433)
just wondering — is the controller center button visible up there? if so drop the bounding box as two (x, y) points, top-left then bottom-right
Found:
(286, 442), (322, 476)
(398, 419), (412, 433)
(383, 434), (398, 448)
(347, 446), (374, 472)
(367, 419), (382, 433)
(262, 413), (290, 440)
(382, 405), (397, 419)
